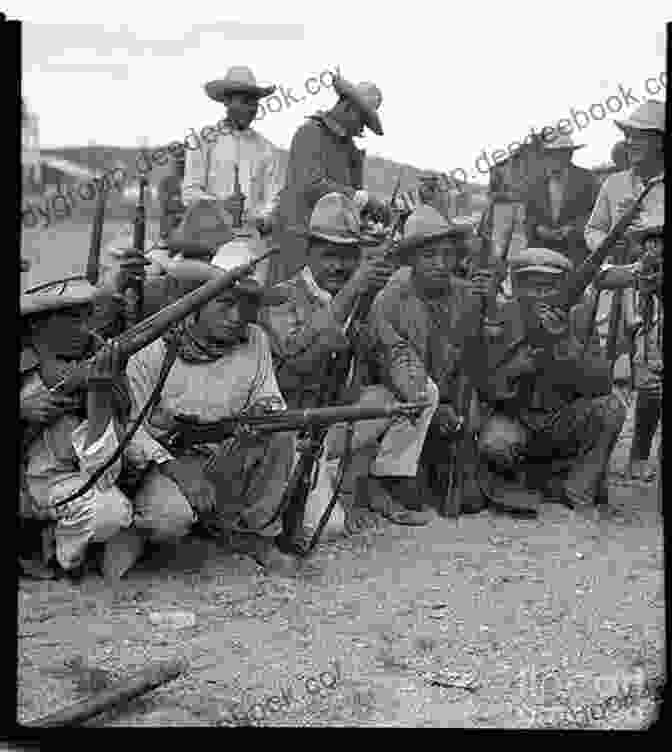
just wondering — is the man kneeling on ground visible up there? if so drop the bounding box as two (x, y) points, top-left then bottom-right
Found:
(262, 192), (439, 542)
(475, 248), (626, 518)
(115, 258), (297, 576)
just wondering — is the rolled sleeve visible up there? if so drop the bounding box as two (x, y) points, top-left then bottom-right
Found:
(124, 341), (175, 468)
(182, 144), (212, 206)
(368, 295), (428, 403)
(70, 419), (121, 491)
(585, 181), (612, 253)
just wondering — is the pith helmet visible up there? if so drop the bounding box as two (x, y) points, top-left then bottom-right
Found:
(510, 248), (573, 276)
(309, 193), (363, 245)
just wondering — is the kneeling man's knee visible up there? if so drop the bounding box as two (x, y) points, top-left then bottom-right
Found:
(478, 414), (527, 471)
(133, 466), (195, 542)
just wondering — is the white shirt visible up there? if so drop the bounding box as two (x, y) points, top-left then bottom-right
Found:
(181, 126), (285, 222)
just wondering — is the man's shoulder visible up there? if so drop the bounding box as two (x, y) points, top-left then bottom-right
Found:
(20, 345), (40, 375)
(570, 165), (599, 188)
(247, 128), (280, 156)
(600, 169), (631, 193)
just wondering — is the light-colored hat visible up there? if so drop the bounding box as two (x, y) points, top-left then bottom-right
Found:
(333, 76), (383, 135)
(543, 133), (585, 151)
(308, 192), (364, 245)
(615, 100), (665, 133)
(510, 248), (573, 276)
(167, 199), (236, 259)
(20, 278), (100, 317)
(160, 256), (288, 306)
(394, 205), (474, 262)
(204, 66), (276, 102)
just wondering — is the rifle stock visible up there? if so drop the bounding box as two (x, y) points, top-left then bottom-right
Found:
(167, 402), (429, 450)
(49, 248), (278, 396)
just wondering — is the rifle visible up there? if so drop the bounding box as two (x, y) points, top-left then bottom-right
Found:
(120, 176), (148, 328)
(481, 174), (663, 390)
(442, 205), (504, 518)
(231, 164), (245, 230)
(86, 180), (110, 285)
(278, 214), (406, 554)
(166, 402), (430, 451)
(47, 247), (278, 397)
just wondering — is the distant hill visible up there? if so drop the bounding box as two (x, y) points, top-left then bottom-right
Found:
(40, 144), (487, 213)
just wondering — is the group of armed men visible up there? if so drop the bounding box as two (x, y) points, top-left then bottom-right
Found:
(19, 67), (664, 581)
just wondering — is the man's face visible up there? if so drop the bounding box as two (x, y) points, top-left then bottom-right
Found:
(197, 292), (247, 344)
(511, 271), (562, 300)
(625, 129), (664, 170)
(412, 238), (463, 293)
(545, 150), (572, 178)
(225, 93), (260, 130)
(31, 304), (92, 358)
(309, 240), (361, 294)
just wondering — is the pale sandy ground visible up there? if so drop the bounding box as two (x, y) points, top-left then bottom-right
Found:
(17, 222), (664, 728)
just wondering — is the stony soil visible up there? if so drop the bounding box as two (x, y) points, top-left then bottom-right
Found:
(18, 221), (664, 728)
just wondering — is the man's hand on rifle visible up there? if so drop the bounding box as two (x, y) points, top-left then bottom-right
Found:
(159, 459), (217, 518)
(534, 301), (570, 337)
(352, 245), (397, 294)
(220, 192), (246, 220)
(469, 267), (498, 297)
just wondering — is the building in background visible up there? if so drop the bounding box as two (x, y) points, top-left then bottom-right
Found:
(22, 98), (42, 194)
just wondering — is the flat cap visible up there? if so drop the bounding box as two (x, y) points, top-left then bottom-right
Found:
(510, 248), (573, 275)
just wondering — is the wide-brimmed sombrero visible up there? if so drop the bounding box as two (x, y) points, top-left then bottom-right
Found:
(205, 66), (276, 103)
(333, 76), (383, 136)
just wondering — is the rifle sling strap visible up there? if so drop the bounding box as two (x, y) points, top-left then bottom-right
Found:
(52, 336), (179, 509)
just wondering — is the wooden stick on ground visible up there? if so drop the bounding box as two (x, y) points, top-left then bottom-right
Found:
(28, 658), (187, 727)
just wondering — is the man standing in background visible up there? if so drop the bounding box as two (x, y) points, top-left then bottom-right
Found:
(269, 75), (388, 285)
(524, 134), (600, 268)
(182, 66), (285, 240)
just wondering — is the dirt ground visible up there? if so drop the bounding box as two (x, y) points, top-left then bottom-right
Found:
(17, 221), (664, 728)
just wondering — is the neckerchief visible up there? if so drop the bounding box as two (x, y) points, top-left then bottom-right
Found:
(171, 315), (248, 364)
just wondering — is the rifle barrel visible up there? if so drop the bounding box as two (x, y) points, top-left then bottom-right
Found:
(170, 402), (430, 448)
(50, 248), (278, 395)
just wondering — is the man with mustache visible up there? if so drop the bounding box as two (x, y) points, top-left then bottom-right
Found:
(181, 66), (285, 239)
(19, 281), (134, 580)
(262, 193), (438, 543)
(117, 259), (296, 577)
(269, 75), (389, 284)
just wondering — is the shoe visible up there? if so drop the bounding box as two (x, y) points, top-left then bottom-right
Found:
(100, 527), (145, 581)
(366, 476), (435, 526)
(229, 532), (299, 575)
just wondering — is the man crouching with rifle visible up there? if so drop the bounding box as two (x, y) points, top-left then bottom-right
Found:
(115, 257), (302, 576)
(262, 193), (437, 548)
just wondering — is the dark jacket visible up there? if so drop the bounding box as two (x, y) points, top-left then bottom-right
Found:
(480, 296), (611, 430)
(269, 112), (364, 284)
(524, 165), (600, 267)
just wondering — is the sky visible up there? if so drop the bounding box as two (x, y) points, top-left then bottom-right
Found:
(13, 0), (669, 183)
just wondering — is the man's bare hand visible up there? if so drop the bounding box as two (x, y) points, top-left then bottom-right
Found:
(353, 246), (396, 293)
(220, 193), (246, 219)
(469, 267), (497, 297)
(87, 341), (124, 389)
(534, 302), (570, 337)
(20, 385), (78, 425)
